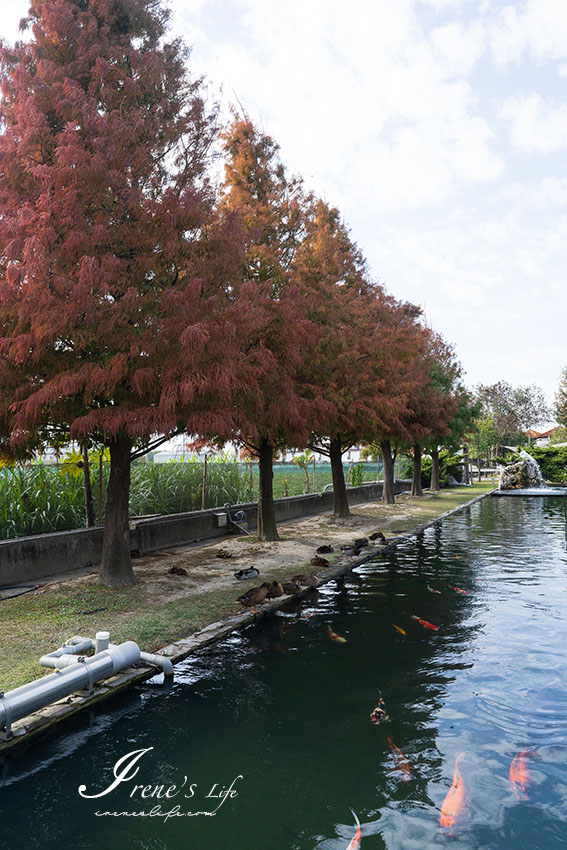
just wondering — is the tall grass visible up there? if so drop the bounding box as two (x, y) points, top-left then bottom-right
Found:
(0, 458), (395, 541)
(0, 464), (85, 539)
(129, 456), (248, 515)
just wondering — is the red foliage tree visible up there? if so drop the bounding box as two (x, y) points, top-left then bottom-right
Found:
(402, 331), (459, 497)
(0, 0), (261, 584)
(220, 118), (327, 540)
(293, 200), (426, 514)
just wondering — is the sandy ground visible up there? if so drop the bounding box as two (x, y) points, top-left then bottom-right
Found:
(37, 494), (432, 606)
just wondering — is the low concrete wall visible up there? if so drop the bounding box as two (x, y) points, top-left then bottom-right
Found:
(0, 527), (105, 586)
(0, 480), (410, 585)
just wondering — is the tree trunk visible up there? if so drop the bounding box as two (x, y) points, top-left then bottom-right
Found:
(257, 437), (279, 541)
(201, 454), (208, 510)
(330, 435), (350, 518)
(98, 451), (104, 525)
(381, 439), (395, 504)
(463, 450), (471, 484)
(430, 447), (440, 492)
(99, 435), (135, 586)
(411, 444), (423, 496)
(82, 442), (95, 528)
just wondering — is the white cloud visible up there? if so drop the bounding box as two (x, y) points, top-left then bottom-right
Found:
(431, 20), (486, 74)
(490, 0), (567, 67)
(502, 93), (567, 153)
(180, 0), (502, 213)
(496, 177), (567, 210)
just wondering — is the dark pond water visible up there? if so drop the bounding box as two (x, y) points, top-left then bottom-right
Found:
(1, 495), (567, 849)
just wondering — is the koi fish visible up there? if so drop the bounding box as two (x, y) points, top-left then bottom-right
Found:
(411, 614), (439, 631)
(439, 753), (468, 836)
(387, 736), (411, 782)
(346, 810), (361, 849)
(452, 586), (469, 595)
(370, 697), (389, 725)
(328, 626), (347, 643)
(392, 623), (406, 635)
(427, 584), (442, 594)
(510, 748), (537, 799)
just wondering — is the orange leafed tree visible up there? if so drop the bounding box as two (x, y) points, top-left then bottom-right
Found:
(0, 0), (262, 584)
(401, 330), (460, 497)
(220, 117), (329, 540)
(293, 199), (425, 514)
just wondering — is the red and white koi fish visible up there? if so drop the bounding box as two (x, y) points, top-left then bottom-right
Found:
(510, 748), (538, 799)
(328, 626), (347, 643)
(370, 697), (389, 725)
(392, 623), (406, 635)
(346, 810), (361, 849)
(411, 614), (439, 631)
(387, 736), (411, 782)
(427, 584), (442, 594)
(439, 753), (468, 836)
(451, 586), (469, 594)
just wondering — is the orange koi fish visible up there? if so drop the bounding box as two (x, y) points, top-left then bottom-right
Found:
(346, 810), (361, 849)
(387, 736), (411, 782)
(452, 586), (469, 595)
(411, 614), (439, 631)
(439, 753), (468, 836)
(328, 626), (347, 643)
(510, 748), (537, 799)
(427, 584), (442, 594)
(392, 624), (406, 635)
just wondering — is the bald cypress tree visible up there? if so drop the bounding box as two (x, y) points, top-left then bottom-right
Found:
(0, 0), (253, 584)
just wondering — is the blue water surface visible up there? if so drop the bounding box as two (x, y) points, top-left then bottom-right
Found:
(1, 495), (566, 849)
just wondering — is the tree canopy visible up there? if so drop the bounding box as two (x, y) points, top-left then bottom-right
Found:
(475, 381), (549, 445)
(0, 3), (469, 579)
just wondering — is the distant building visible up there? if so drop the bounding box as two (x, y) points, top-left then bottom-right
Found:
(525, 426), (563, 447)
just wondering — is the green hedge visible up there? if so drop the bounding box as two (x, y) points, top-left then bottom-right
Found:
(524, 446), (567, 483)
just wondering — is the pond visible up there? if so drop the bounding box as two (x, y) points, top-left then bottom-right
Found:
(1, 494), (566, 849)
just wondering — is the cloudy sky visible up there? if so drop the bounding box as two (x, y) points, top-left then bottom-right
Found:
(3, 0), (567, 406)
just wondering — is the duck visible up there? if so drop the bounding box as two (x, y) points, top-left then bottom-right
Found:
(310, 555), (329, 568)
(266, 580), (284, 598)
(237, 582), (270, 613)
(234, 566), (259, 581)
(282, 580), (302, 595)
(369, 531), (386, 542)
(168, 565), (188, 576)
(316, 544), (334, 554)
(293, 573), (321, 588)
(304, 574), (321, 588)
(341, 544), (362, 556)
(353, 537), (369, 548)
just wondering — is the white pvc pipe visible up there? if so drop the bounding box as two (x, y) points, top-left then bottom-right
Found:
(0, 642), (140, 735)
(39, 634), (174, 678)
(95, 631), (110, 653)
(139, 651), (174, 678)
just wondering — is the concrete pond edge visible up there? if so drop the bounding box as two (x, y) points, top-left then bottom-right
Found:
(0, 488), (494, 761)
